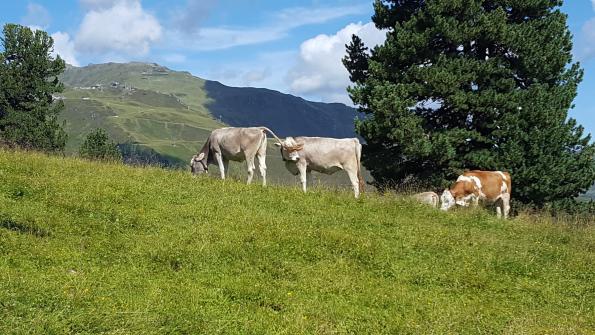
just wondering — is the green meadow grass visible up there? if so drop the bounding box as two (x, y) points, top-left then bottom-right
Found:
(0, 149), (594, 334)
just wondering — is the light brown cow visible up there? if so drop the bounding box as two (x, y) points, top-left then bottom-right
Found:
(190, 127), (282, 186)
(275, 136), (364, 198)
(413, 191), (439, 208)
(440, 170), (511, 218)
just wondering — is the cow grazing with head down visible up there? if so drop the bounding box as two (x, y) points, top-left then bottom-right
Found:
(275, 136), (364, 198)
(190, 127), (283, 186)
(440, 170), (512, 218)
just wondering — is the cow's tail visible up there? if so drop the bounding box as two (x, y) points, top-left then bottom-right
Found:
(258, 128), (268, 155)
(355, 139), (364, 194)
(260, 127), (283, 144)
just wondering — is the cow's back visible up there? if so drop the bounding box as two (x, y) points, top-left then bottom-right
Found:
(298, 137), (359, 172)
(210, 127), (264, 160)
(463, 170), (510, 200)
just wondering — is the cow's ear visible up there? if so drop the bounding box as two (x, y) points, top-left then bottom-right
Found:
(196, 152), (205, 161)
(274, 142), (282, 147)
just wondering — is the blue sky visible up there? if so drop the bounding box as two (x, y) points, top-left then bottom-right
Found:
(1, 0), (593, 135)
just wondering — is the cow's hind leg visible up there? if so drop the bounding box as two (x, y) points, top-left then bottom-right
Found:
(347, 169), (360, 198)
(246, 157), (256, 184)
(215, 152), (226, 179)
(256, 153), (267, 186)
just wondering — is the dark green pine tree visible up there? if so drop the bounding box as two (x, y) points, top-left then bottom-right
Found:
(0, 24), (67, 151)
(79, 128), (122, 162)
(342, 35), (369, 84)
(345, 0), (595, 206)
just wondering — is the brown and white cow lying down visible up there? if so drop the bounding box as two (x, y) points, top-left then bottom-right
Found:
(190, 127), (282, 186)
(440, 170), (512, 218)
(275, 136), (364, 198)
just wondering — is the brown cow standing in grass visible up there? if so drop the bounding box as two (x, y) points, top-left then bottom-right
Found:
(440, 170), (511, 219)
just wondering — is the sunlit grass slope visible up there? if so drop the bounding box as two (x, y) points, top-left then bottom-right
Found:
(1, 150), (594, 334)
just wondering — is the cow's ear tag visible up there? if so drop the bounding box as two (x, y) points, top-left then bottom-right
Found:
(274, 142), (282, 147)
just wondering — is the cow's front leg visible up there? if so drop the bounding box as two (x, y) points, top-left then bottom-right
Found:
(502, 193), (511, 219)
(298, 163), (308, 193)
(471, 194), (479, 207)
(496, 205), (502, 219)
(215, 152), (225, 179)
(223, 159), (229, 177)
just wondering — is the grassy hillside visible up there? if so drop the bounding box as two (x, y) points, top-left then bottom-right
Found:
(60, 62), (223, 162)
(58, 62), (365, 185)
(59, 63), (358, 163)
(1, 149), (594, 334)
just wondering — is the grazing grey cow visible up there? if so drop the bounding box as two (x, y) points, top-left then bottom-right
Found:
(190, 127), (282, 186)
(275, 136), (364, 198)
(413, 192), (439, 208)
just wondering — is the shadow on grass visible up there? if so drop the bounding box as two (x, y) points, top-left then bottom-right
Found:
(0, 214), (50, 238)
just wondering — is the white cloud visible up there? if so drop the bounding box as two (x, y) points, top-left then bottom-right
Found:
(162, 53), (187, 63)
(273, 4), (368, 30)
(51, 32), (79, 66)
(208, 67), (271, 87)
(287, 22), (385, 104)
(204, 51), (296, 91)
(242, 68), (271, 86)
(80, 0), (119, 10)
(75, 0), (162, 56)
(166, 4), (367, 51)
(166, 26), (284, 51)
(579, 17), (595, 60)
(26, 25), (45, 32)
(171, 0), (217, 34)
(22, 3), (51, 29)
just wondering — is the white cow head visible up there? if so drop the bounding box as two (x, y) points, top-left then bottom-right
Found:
(275, 137), (303, 162)
(441, 177), (480, 210)
(440, 189), (455, 211)
(190, 152), (207, 175)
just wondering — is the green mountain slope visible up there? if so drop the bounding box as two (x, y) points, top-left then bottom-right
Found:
(1, 150), (594, 334)
(60, 62), (223, 161)
(60, 62), (358, 156)
(59, 62), (363, 185)
(203, 80), (359, 138)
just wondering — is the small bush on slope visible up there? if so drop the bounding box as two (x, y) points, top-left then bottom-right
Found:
(79, 128), (122, 162)
(0, 149), (593, 334)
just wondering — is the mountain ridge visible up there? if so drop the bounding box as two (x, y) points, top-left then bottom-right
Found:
(57, 61), (363, 185)
(60, 62), (359, 138)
